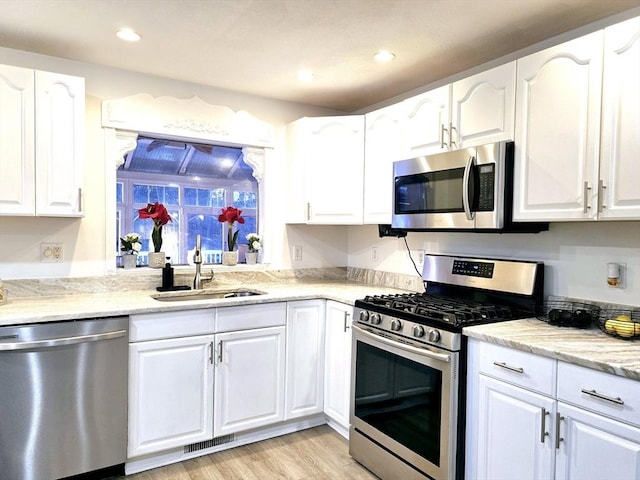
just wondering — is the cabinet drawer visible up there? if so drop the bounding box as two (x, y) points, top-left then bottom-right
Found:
(476, 341), (556, 396)
(557, 362), (640, 427)
(130, 309), (215, 342)
(216, 302), (286, 332)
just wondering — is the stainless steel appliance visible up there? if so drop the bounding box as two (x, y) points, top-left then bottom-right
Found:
(391, 141), (548, 232)
(350, 254), (544, 480)
(0, 317), (128, 480)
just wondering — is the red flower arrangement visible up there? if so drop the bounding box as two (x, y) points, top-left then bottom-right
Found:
(218, 206), (245, 251)
(138, 202), (172, 252)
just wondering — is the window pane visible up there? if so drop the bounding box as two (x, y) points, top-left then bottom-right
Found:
(233, 191), (257, 209)
(187, 214), (222, 264)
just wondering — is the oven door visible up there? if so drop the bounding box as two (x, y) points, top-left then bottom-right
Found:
(350, 324), (459, 480)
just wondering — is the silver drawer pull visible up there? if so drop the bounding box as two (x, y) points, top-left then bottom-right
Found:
(540, 407), (550, 443)
(580, 388), (624, 406)
(555, 413), (565, 449)
(493, 361), (524, 374)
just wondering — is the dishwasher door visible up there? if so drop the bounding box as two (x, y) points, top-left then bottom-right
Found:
(0, 317), (128, 480)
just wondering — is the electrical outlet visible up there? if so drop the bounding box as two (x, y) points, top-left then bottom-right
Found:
(293, 245), (302, 262)
(371, 247), (378, 261)
(416, 249), (425, 266)
(41, 242), (63, 263)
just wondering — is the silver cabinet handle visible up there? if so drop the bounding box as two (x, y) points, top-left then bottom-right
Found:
(449, 122), (457, 148)
(440, 124), (447, 149)
(581, 388), (624, 405)
(306, 202), (311, 221)
(555, 413), (565, 449)
(208, 341), (214, 365)
(216, 340), (223, 364)
(77, 187), (83, 213)
(583, 181), (592, 213)
(343, 311), (351, 332)
(598, 179), (606, 212)
(0, 330), (126, 351)
(540, 407), (550, 443)
(492, 361), (524, 374)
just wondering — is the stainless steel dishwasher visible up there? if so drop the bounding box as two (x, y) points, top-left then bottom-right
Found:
(0, 317), (128, 480)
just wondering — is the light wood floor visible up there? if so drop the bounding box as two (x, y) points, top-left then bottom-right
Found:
(112, 426), (379, 480)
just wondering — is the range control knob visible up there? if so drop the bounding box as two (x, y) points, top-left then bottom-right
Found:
(412, 325), (425, 338)
(390, 319), (402, 331)
(359, 310), (370, 322)
(370, 313), (382, 325)
(428, 329), (441, 343)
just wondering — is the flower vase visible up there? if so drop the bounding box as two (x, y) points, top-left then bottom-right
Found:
(122, 253), (138, 269)
(148, 252), (166, 268)
(245, 251), (258, 265)
(222, 251), (238, 266)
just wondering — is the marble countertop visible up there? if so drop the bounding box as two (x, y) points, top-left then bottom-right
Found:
(0, 280), (405, 327)
(464, 319), (640, 381)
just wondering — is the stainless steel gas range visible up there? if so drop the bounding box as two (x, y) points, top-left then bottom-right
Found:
(349, 254), (544, 480)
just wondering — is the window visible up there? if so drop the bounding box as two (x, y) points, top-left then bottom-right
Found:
(116, 137), (258, 266)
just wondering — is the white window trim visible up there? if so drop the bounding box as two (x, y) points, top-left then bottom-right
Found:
(102, 94), (273, 274)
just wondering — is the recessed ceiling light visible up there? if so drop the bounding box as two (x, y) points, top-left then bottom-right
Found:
(297, 70), (315, 82)
(374, 50), (396, 63)
(116, 28), (141, 42)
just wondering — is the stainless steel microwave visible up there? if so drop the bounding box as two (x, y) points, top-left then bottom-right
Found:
(391, 141), (548, 232)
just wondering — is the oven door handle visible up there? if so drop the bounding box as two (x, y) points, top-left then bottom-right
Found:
(353, 325), (451, 363)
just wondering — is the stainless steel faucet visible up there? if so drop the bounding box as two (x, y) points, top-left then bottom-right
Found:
(193, 234), (214, 290)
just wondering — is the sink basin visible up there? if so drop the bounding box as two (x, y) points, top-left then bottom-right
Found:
(152, 288), (266, 302)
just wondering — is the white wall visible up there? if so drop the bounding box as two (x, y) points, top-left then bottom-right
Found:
(348, 222), (640, 306)
(0, 47), (342, 279)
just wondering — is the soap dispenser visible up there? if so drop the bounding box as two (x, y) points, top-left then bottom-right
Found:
(162, 257), (174, 289)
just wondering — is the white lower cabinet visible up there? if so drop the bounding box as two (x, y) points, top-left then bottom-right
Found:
(476, 375), (556, 480)
(214, 320), (286, 436)
(128, 310), (215, 458)
(324, 300), (353, 435)
(285, 300), (326, 419)
(467, 339), (640, 480)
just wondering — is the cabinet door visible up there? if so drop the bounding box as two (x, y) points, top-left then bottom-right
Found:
(324, 301), (353, 434)
(451, 62), (516, 149)
(214, 326), (285, 436)
(128, 335), (214, 458)
(363, 103), (404, 224)
(0, 65), (35, 215)
(402, 85), (450, 157)
(599, 17), (640, 220)
(35, 70), (84, 216)
(556, 402), (640, 480)
(476, 375), (556, 480)
(285, 300), (326, 419)
(513, 32), (603, 221)
(304, 116), (364, 224)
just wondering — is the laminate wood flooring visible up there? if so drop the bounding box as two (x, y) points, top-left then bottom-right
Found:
(112, 426), (379, 480)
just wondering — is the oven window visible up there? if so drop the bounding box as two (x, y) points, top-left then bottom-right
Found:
(354, 341), (443, 466)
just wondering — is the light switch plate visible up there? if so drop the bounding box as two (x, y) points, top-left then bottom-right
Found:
(41, 242), (63, 263)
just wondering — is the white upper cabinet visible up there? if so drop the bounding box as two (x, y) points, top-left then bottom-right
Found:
(599, 17), (640, 220)
(0, 65), (35, 215)
(514, 16), (640, 222)
(451, 62), (516, 149)
(286, 115), (364, 224)
(363, 103), (404, 224)
(401, 84), (451, 157)
(0, 65), (84, 217)
(401, 62), (516, 158)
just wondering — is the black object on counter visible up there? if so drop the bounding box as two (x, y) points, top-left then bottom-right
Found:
(162, 261), (174, 289)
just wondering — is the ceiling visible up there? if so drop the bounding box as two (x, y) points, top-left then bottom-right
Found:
(0, 0), (637, 112)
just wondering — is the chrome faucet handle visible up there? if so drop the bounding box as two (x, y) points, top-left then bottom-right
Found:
(202, 269), (214, 285)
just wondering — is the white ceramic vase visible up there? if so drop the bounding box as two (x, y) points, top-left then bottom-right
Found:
(245, 251), (258, 265)
(148, 251), (166, 268)
(122, 253), (138, 269)
(222, 251), (238, 266)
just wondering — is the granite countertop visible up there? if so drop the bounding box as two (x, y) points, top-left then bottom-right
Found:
(0, 280), (406, 327)
(464, 318), (640, 381)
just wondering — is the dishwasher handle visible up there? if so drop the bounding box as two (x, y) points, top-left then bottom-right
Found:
(0, 329), (127, 351)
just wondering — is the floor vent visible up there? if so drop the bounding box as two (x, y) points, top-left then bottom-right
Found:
(185, 434), (235, 453)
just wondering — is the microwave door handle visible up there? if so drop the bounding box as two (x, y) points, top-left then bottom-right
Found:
(462, 155), (475, 221)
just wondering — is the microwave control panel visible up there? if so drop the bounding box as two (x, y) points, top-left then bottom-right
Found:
(477, 164), (495, 211)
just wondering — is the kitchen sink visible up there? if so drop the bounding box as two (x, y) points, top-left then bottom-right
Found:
(152, 288), (266, 302)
